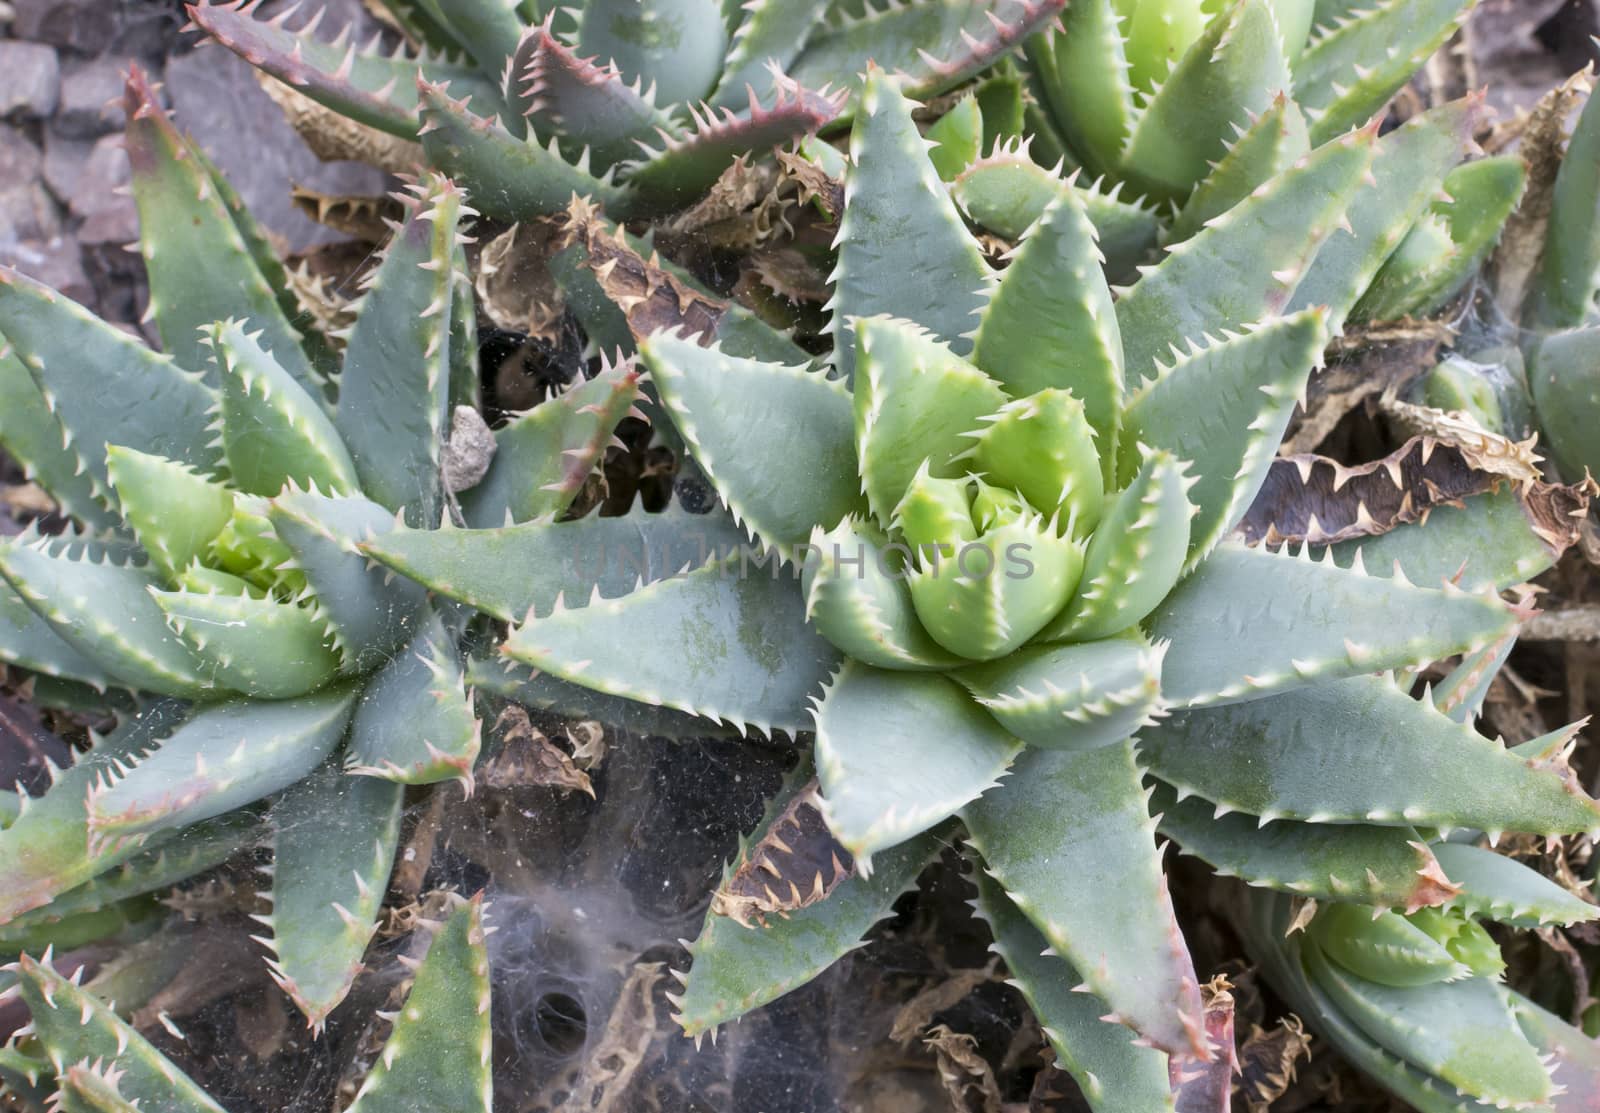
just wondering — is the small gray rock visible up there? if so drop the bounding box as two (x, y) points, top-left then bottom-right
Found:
(70, 135), (136, 247)
(41, 132), (94, 204)
(13, 0), (116, 53)
(0, 235), (90, 304)
(0, 123), (61, 244)
(0, 41), (59, 120)
(54, 56), (130, 139)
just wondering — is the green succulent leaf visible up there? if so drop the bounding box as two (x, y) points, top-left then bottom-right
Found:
(345, 896), (493, 1113)
(1148, 544), (1515, 707)
(85, 685), (357, 848)
(6, 951), (227, 1112)
(1141, 675), (1600, 836)
(963, 741), (1205, 1058)
(573, 0), (726, 106)
(955, 635), (1165, 751)
(409, 0), (525, 82)
(1433, 842), (1599, 928)
(970, 866), (1176, 1113)
(1309, 902), (1463, 986)
(1114, 126), (1374, 386)
(1512, 994), (1600, 1106)
(1041, 448), (1191, 642)
(467, 656), (739, 739)
(674, 826), (941, 1037)
(813, 661), (1021, 861)
(206, 320), (358, 497)
(268, 490), (429, 673)
(151, 589), (341, 699)
(124, 68), (322, 396)
(830, 69), (992, 382)
(104, 446), (234, 581)
(642, 333), (860, 556)
(0, 268), (221, 502)
(1527, 85), (1600, 329)
(1121, 309), (1327, 566)
(346, 610), (483, 787)
(967, 390), (1105, 530)
(265, 762), (403, 1030)
(1149, 781), (1453, 908)
(1119, 0), (1293, 202)
(0, 539), (214, 698)
(1528, 327), (1600, 481)
(502, 554), (839, 736)
(708, 0), (832, 109)
(1166, 94), (1309, 246)
(926, 95), (983, 181)
(0, 349), (119, 533)
(1023, 0), (1134, 175)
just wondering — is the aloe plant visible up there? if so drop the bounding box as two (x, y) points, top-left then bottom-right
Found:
(0, 73), (629, 1036)
(356, 69), (1598, 1105)
(188, 0), (1069, 222)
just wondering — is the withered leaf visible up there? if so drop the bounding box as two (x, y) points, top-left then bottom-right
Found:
(774, 147), (844, 220)
(483, 707), (594, 797)
(924, 1025), (1003, 1113)
(1170, 975), (1238, 1112)
(710, 778), (855, 928)
(474, 220), (568, 342)
(1283, 322), (1450, 454)
(1237, 1017), (1312, 1113)
(888, 960), (1001, 1044)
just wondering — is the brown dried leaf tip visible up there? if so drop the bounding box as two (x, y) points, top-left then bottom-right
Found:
(710, 778), (855, 928)
(482, 706), (594, 797)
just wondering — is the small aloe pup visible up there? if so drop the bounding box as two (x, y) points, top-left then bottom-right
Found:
(0, 896), (494, 1113)
(0, 74), (630, 1033)
(358, 69), (1600, 1103)
(189, 0), (1069, 221)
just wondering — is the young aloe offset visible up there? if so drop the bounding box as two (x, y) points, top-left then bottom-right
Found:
(359, 69), (1594, 1104)
(0, 74), (621, 1033)
(189, 0), (1069, 221)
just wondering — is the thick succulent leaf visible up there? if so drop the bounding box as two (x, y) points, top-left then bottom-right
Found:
(1512, 995), (1600, 1110)
(409, 0), (524, 82)
(1288, 97), (1476, 333)
(791, 0), (1068, 104)
(265, 763), (403, 1029)
(1529, 327), (1600, 482)
(1431, 635), (1515, 725)
(345, 896), (493, 1113)
(1114, 128), (1374, 386)
(463, 357), (643, 527)
(6, 952), (227, 1112)
(1148, 544), (1515, 707)
(207, 321), (358, 497)
(813, 661), (1021, 862)
(801, 517), (963, 670)
(1433, 842), (1599, 927)
(1121, 310), (1327, 566)
(104, 445), (234, 581)
(0, 268), (220, 501)
(1356, 156), (1526, 321)
(362, 504), (746, 621)
(1311, 903), (1465, 987)
(962, 741), (1206, 1058)
(189, 0), (506, 139)
(1024, 0), (1133, 174)
(346, 611), (482, 788)
(1041, 449), (1191, 642)
(970, 190), (1122, 475)
(0, 540), (214, 698)
(0, 349), (118, 532)
(85, 685), (357, 848)
(955, 636), (1164, 751)
(970, 867), (1176, 1113)
(1303, 943), (1551, 1108)
(674, 827), (940, 1037)
(124, 68), (321, 395)
(624, 79), (845, 213)
(1292, 0), (1475, 144)
(269, 490), (429, 673)
(1120, 0), (1293, 202)
(949, 149), (1161, 281)
(575, 0), (727, 106)
(151, 589), (341, 699)
(1141, 675), (1600, 836)
(466, 656), (739, 739)
(502, 556), (839, 737)
(830, 69), (992, 382)
(1167, 94), (1309, 246)
(1150, 781), (1454, 908)
(641, 334), (859, 557)
(708, 0), (833, 109)
(416, 77), (636, 222)
(853, 317), (1008, 524)
(335, 175), (463, 524)
(0, 702), (187, 924)
(1528, 87), (1600, 329)
(966, 391), (1104, 529)
(927, 95), (982, 182)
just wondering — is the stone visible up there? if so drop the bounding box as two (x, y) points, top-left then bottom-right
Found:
(41, 132), (94, 204)
(165, 45), (389, 253)
(69, 135), (136, 248)
(14, 0), (116, 53)
(0, 123), (61, 244)
(0, 234), (91, 305)
(0, 41), (59, 119)
(54, 56), (131, 139)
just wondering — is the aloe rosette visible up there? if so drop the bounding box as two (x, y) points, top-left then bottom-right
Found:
(0, 74), (632, 1036)
(354, 69), (1600, 1105)
(188, 0), (1069, 222)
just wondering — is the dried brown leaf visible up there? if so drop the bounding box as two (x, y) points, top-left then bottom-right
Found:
(709, 778), (855, 928)
(483, 706), (594, 797)
(889, 961), (1001, 1044)
(1171, 976), (1237, 1113)
(474, 220), (568, 342)
(256, 75), (421, 174)
(774, 147), (845, 220)
(1377, 396), (1543, 481)
(924, 1025), (1003, 1113)
(1237, 1016), (1313, 1113)
(1285, 322), (1452, 454)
